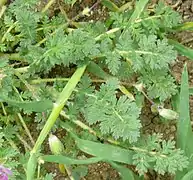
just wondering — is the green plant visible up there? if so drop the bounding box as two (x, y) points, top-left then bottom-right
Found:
(0, 0), (193, 179)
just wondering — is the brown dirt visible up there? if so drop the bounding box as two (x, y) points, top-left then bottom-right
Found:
(82, 163), (120, 180)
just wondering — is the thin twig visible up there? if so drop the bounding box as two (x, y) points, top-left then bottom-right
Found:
(16, 134), (32, 150)
(17, 113), (35, 145)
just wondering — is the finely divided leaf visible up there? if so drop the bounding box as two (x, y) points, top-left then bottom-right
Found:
(138, 35), (177, 70)
(83, 79), (141, 142)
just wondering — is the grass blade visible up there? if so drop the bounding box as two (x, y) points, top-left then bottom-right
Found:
(189, 87), (193, 95)
(177, 64), (191, 150)
(33, 65), (86, 152)
(42, 155), (103, 164)
(182, 169), (193, 180)
(168, 39), (193, 60)
(87, 62), (111, 80)
(71, 134), (134, 164)
(122, 0), (149, 39)
(108, 161), (135, 180)
(101, 0), (119, 12)
(42, 155), (135, 180)
(60, 120), (134, 164)
(173, 22), (193, 31)
(127, 0), (149, 24)
(175, 64), (193, 180)
(0, 98), (52, 112)
(26, 153), (37, 180)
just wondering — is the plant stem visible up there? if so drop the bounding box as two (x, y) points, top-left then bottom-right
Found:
(12, 85), (36, 145)
(1, 102), (7, 116)
(0, 5), (6, 19)
(135, 15), (162, 23)
(14, 66), (29, 73)
(41, 0), (55, 13)
(65, 166), (74, 180)
(17, 113), (35, 145)
(16, 134), (32, 150)
(60, 111), (120, 145)
(1, 22), (18, 43)
(30, 77), (107, 84)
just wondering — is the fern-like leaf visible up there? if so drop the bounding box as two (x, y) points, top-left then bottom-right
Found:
(83, 79), (141, 142)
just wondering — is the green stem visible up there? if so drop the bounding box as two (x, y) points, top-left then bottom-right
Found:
(41, 0), (55, 13)
(30, 77), (107, 84)
(0, 5), (6, 19)
(1, 22), (18, 43)
(12, 85), (36, 145)
(16, 134), (32, 150)
(1, 102), (7, 116)
(135, 15), (162, 23)
(37, 163), (41, 179)
(17, 113), (35, 145)
(60, 111), (119, 145)
(14, 66), (29, 73)
(27, 65), (86, 180)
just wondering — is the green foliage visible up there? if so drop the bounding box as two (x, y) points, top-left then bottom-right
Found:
(83, 79), (141, 142)
(139, 69), (177, 101)
(0, 0), (190, 179)
(133, 134), (189, 175)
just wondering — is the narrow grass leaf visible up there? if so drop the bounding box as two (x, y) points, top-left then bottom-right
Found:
(189, 87), (193, 95)
(128, 0), (149, 23)
(122, 0), (149, 36)
(171, 92), (180, 112)
(87, 62), (111, 80)
(108, 161), (135, 180)
(101, 0), (119, 12)
(177, 64), (191, 150)
(60, 118), (134, 165)
(72, 135), (134, 164)
(182, 169), (193, 180)
(175, 64), (193, 179)
(42, 155), (135, 180)
(42, 155), (103, 165)
(119, 85), (135, 101)
(168, 39), (193, 60)
(173, 22), (193, 31)
(26, 153), (37, 180)
(0, 97), (52, 112)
